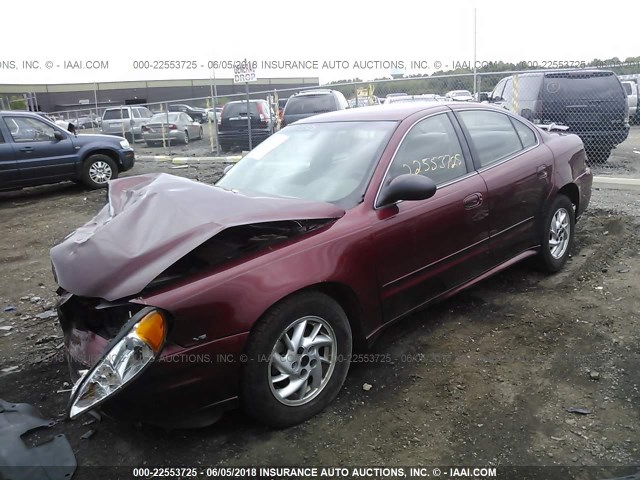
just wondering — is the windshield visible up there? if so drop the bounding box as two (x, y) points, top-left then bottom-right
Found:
(216, 121), (397, 209)
(150, 113), (180, 123)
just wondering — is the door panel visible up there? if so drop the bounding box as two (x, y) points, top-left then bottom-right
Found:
(372, 112), (491, 323)
(3, 116), (78, 182)
(455, 109), (553, 264)
(0, 128), (18, 188)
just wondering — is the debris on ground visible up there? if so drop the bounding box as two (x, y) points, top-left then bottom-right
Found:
(566, 407), (592, 415)
(362, 383), (373, 391)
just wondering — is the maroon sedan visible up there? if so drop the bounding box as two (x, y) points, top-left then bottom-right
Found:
(52, 102), (592, 428)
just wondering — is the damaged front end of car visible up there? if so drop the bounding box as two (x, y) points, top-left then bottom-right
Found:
(51, 173), (345, 423)
(60, 302), (167, 419)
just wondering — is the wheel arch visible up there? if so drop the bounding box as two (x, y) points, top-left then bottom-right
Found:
(557, 182), (580, 214)
(250, 281), (368, 352)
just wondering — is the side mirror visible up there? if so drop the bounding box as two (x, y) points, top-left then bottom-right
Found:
(378, 174), (437, 207)
(67, 123), (76, 134)
(54, 131), (66, 141)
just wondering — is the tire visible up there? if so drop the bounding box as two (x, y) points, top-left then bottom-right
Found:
(241, 291), (352, 428)
(198, 127), (203, 140)
(183, 130), (189, 145)
(536, 195), (575, 273)
(81, 154), (118, 189)
(145, 141), (157, 147)
(124, 132), (134, 143)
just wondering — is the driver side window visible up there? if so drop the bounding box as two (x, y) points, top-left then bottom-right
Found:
(3, 117), (58, 143)
(387, 113), (468, 186)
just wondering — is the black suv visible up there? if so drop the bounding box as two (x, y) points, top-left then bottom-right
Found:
(218, 99), (274, 152)
(168, 104), (207, 123)
(282, 89), (349, 127)
(489, 70), (629, 163)
(0, 111), (135, 190)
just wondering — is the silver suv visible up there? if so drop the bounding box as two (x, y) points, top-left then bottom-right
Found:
(100, 106), (153, 142)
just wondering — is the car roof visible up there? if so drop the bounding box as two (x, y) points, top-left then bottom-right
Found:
(294, 101), (497, 123)
(294, 89), (335, 96)
(0, 110), (43, 116)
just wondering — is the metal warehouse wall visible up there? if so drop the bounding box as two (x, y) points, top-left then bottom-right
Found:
(0, 78), (320, 112)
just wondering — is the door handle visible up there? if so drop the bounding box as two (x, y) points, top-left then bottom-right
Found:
(537, 165), (548, 179)
(20, 147), (34, 153)
(463, 193), (483, 209)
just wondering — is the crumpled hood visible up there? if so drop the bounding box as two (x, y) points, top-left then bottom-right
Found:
(50, 173), (345, 301)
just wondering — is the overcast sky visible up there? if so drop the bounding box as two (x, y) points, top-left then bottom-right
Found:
(3, 0), (638, 85)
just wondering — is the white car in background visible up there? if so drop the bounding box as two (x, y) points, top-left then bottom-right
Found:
(621, 81), (638, 123)
(445, 90), (474, 102)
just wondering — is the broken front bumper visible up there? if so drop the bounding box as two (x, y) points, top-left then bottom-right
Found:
(58, 294), (248, 426)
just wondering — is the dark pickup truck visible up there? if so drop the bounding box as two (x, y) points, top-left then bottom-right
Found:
(0, 110), (135, 190)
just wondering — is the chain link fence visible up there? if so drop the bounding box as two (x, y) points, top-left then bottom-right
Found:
(36, 68), (635, 166)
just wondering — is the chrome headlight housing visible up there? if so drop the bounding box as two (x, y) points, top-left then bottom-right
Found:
(67, 308), (167, 419)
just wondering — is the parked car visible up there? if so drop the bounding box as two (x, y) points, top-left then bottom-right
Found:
(77, 116), (100, 129)
(445, 90), (474, 101)
(52, 102), (592, 428)
(204, 106), (223, 124)
(100, 106), (154, 142)
(168, 104), (208, 123)
(218, 99), (274, 151)
(488, 70), (629, 163)
(621, 81), (638, 124)
(384, 93), (409, 103)
(141, 112), (203, 146)
(281, 89), (348, 127)
(0, 110), (135, 190)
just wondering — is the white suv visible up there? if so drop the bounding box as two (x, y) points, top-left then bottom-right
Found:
(100, 106), (153, 142)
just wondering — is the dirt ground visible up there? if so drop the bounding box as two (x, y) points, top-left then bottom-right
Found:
(0, 148), (639, 478)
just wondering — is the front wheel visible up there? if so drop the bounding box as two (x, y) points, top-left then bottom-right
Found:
(241, 292), (352, 428)
(536, 195), (575, 273)
(81, 154), (118, 189)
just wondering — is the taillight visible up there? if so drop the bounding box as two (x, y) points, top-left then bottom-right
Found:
(257, 103), (268, 126)
(141, 126), (149, 132)
(168, 124), (177, 130)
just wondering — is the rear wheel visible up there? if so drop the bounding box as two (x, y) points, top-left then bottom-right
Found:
(241, 292), (352, 428)
(81, 154), (118, 189)
(183, 130), (189, 145)
(536, 195), (575, 273)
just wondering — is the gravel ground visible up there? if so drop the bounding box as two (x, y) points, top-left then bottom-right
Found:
(0, 158), (639, 479)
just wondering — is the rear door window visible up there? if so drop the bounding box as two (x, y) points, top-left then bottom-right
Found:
(285, 94), (335, 115)
(132, 109), (141, 119)
(511, 117), (537, 148)
(457, 110), (525, 168)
